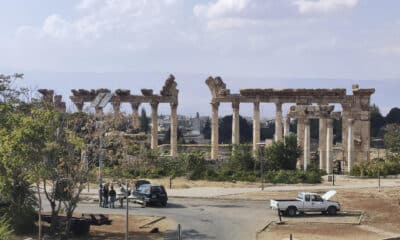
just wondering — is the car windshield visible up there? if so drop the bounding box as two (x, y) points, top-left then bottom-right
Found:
(138, 184), (150, 193)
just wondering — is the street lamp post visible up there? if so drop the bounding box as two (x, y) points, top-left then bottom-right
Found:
(372, 139), (384, 192)
(257, 142), (266, 191)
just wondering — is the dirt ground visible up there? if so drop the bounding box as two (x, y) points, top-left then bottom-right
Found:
(14, 214), (175, 240)
(232, 187), (400, 240)
(89, 214), (175, 240)
(257, 223), (386, 240)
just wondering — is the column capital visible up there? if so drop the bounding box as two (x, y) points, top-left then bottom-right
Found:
(211, 101), (220, 108)
(73, 101), (84, 112)
(304, 118), (311, 125)
(150, 100), (159, 109)
(170, 101), (178, 109)
(326, 118), (334, 126)
(131, 102), (141, 110)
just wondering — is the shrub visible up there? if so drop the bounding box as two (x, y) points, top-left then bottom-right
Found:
(265, 170), (322, 184)
(0, 217), (13, 240)
(351, 160), (400, 177)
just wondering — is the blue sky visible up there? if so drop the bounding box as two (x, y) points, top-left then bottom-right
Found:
(1, 0), (399, 116)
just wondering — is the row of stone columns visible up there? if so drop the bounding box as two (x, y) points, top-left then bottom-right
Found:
(210, 101), (285, 159)
(73, 100), (178, 157)
(209, 101), (356, 173)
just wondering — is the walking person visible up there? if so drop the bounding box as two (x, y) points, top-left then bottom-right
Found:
(102, 183), (109, 208)
(109, 185), (116, 209)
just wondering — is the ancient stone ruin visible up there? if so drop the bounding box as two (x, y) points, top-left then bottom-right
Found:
(39, 75), (179, 157)
(206, 77), (375, 173)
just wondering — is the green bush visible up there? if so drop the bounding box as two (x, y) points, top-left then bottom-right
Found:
(0, 217), (13, 240)
(351, 160), (400, 177)
(265, 170), (322, 184)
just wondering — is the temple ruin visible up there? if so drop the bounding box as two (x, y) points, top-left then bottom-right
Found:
(206, 77), (375, 173)
(39, 75), (179, 157)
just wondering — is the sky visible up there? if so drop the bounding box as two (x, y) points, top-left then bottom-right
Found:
(1, 0), (399, 117)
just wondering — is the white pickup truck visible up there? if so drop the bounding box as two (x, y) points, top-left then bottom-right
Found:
(270, 191), (340, 217)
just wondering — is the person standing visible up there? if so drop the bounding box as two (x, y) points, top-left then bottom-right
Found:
(102, 184), (109, 208)
(109, 185), (116, 209)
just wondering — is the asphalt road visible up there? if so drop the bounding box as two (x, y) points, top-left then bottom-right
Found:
(43, 198), (277, 240)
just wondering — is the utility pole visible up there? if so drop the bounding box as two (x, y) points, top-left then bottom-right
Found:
(126, 179), (129, 240)
(257, 144), (265, 191)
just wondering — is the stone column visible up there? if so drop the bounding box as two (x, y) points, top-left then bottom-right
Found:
(170, 102), (178, 157)
(74, 102), (84, 112)
(319, 118), (327, 171)
(326, 119), (334, 174)
(347, 118), (354, 173)
(211, 102), (220, 159)
(341, 105), (351, 164)
(232, 101), (240, 146)
(297, 118), (305, 169)
(131, 103), (141, 130)
(284, 116), (290, 137)
(275, 102), (283, 142)
(111, 100), (121, 114)
(303, 119), (311, 171)
(253, 102), (261, 156)
(150, 101), (159, 150)
(95, 106), (103, 115)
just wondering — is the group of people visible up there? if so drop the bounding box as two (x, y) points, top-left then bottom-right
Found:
(100, 182), (133, 208)
(100, 183), (117, 208)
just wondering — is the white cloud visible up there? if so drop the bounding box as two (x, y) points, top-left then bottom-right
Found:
(21, 0), (184, 48)
(294, 0), (359, 14)
(194, 0), (250, 19)
(193, 0), (281, 31)
(42, 14), (71, 38)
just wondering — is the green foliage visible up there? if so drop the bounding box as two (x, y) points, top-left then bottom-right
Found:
(202, 119), (211, 139)
(218, 115), (252, 144)
(384, 124), (400, 158)
(230, 144), (254, 172)
(385, 107), (400, 124)
(182, 152), (207, 180)
(263, 136), (301, 171)
(0, 217), (13, 240)
(265, 170), (322, 184)
(370, 104), (385, 138)
(140, 108), (150, 133)
(351, 160), (400, 177)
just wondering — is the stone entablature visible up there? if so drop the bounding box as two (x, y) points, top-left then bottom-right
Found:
(38, 89), (66, 112)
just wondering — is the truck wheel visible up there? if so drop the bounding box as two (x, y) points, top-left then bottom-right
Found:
(286, 207), (297, 217)
(327, 206), (337, 216)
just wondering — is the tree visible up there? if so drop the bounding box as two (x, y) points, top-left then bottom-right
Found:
(218, 115), (252, 144)
(230, 144), (254, 172)
(140, 108), (150, 133)
(385, 107), (400, 124)
(384, 124), (400, 160)
(263, 135), (302, 171)
(370, 104), (385, 137)
(202, 118), (211, 139)
(0, 73), (42, 234)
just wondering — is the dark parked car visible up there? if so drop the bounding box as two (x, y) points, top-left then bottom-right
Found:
(134, 184), (168, 207)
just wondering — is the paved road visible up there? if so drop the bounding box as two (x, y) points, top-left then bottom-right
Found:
(43, 198), (276, 240)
